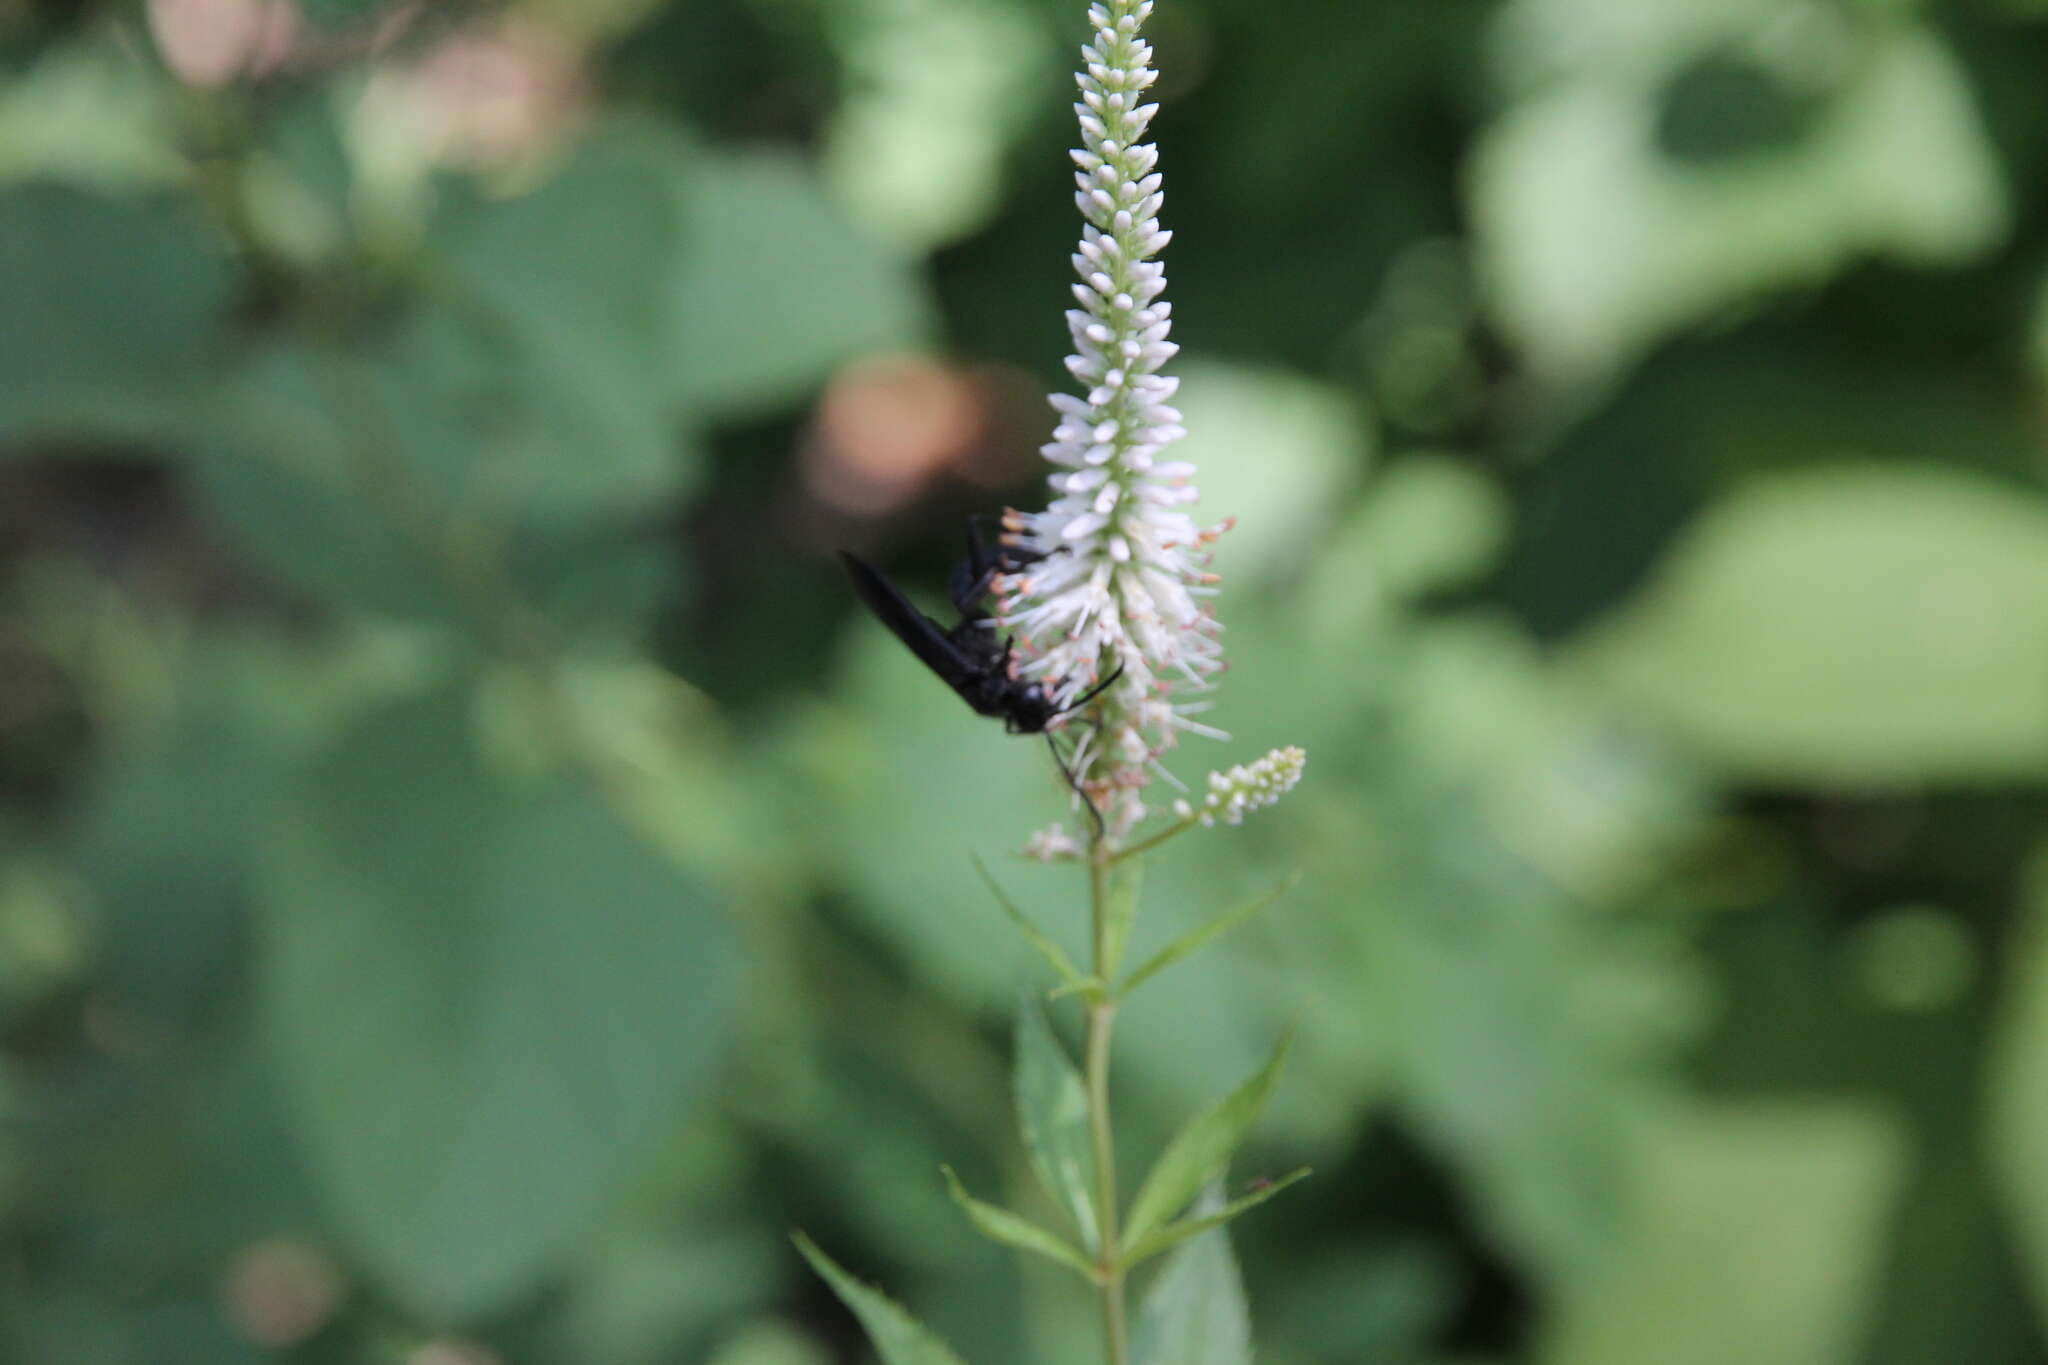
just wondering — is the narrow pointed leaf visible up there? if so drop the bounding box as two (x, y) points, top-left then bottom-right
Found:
(1122, 1028), (1295, 1252)
(1132, 1187), (1252, 1365)
(1122, 1168), (1311, 1268)
(1014, 994), (1101, 1251)
(792, 1233), (972, 1365)
(1120, 871), (1301, 998)
(1102, 859), (1143, 980)
(973, 852), (1091, 993)
(940, 1167), (1096, 1279)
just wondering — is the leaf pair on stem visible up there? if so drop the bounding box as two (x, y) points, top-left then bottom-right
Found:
(799, 857), (1304, 1365)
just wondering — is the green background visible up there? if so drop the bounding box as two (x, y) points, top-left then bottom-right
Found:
(3, 0), (2048, 1361)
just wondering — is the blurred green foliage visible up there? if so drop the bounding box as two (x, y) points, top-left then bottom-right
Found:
(1, 0), (2046, 1362)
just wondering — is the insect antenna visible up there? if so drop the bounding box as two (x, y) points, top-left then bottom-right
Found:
(1059, 663), (1126, 717)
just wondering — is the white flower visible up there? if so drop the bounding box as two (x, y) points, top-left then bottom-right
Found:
(997, 0), (1228, 831)
(1172, 747), (1307, 827)
(1022, 824), (1084, 862)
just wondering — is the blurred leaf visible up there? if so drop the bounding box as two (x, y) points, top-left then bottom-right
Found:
(792, 1233), (973, 1365)
(1119, 871), (1300, 1000)
(820, 0), (1054, 249)
(1174, 362), (1369, 588)
(557, 1222), (780, 1365)
(1122, 1028), (1294, 1254)
(240, 90), (355, 268)
(1349, 456), (1510, 603)
(1131, 1187), (1252, 1365)
(258, 684), (736, 1318)
(0, 41), (179, 192)
(189, 346), (464, 625)
(503, 518), (677, 642)
(0, 183), (229, 439)
(0, 847), (85, 1013)
(1013, 995), (1098, 1250)
(1986, 845), (2048, 1329)
(197, 340), (673, 635)
(1307, 700), (1702, 1288)
(812, 624), (1085, 1009)
(296, 0), (384, 30)
(976, 855), (1090, 995)
(706, 1320), (833, 1365)
(1476, 5), (2007, 381)
(1576, 464), (2048, 784)
(939, 1166), (1092, 1277)
(67, 710), (279, 1032)
(1102, 860), (1141, 982)
(1259, 1237), (1463, 1364)
(427, 118), (697, 521)
(669, 147), (934, 422)
(1538, 1101), (1905, 1365)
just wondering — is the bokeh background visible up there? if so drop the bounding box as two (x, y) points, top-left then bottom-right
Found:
(4, 0), (2048, 1361)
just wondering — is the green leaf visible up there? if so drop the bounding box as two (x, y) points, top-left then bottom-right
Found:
(187, 346), (462, 626)
(1538, 1102), (1904, 1365)
(1131, 1188), (1254, 1365)
(1122, 1169), (1311, 1269)
(425, 118), (698, 522)
(939, 1167), (1093, 1279)
(1122, 1029), (1295, 1254)
(258, 685), (736, 1318)
(818, 626), (1101, 1009)
(296, 0), (382, 29)
(195, 339), (673, 637)
(1165, 361), (1368, 590)
(818, 0), (1054, 249)
(1013, 995), (1099, 1251)
(1987, 846), (2048, 1324)
(1577, 464), (2048, 784)
(67, 703), (283, 1034)
(973, 853), (1090, 994)
(1119, 871), (1300, 999)
(1102, 859), (1142, 982)
(0, 182), (228, 439)
(0, 40), (180, 193)
(1474, 11), (2005, 382)
(792, 1233), (972, 1365)
(669, 147), (933, 422)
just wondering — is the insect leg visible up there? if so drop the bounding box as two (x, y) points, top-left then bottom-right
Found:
(1045, 729), (1107, 840)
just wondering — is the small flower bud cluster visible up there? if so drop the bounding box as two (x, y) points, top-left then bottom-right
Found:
(1022, 824), (1084, 862)
(997, 0), (1228, 835)
(1172, 747), (1307, 827)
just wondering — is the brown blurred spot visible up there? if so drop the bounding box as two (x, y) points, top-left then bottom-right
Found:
(221, 1237), (349, 1349)
(147, 0), (301, 87)
(802, 355), (1000, 516)
(369, 17), (587, 171)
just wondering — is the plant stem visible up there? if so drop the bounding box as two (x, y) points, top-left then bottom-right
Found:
(1109, 814), (1197, 866)
(1086, 838), (1129, 1365)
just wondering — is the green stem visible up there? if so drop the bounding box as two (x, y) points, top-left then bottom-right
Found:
(1086, 840), (1129, 1365)
(1110, 814), (1197, 865)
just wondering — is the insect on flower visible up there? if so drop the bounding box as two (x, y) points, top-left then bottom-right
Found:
(838, 528), (1121, 737)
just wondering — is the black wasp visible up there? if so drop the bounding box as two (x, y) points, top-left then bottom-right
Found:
(839, 526), (1122, 735)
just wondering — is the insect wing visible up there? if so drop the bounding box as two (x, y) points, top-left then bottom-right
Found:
(839, 552), (981, 688)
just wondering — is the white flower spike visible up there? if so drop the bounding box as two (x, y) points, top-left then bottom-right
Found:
(998, 0), (1229, 835)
